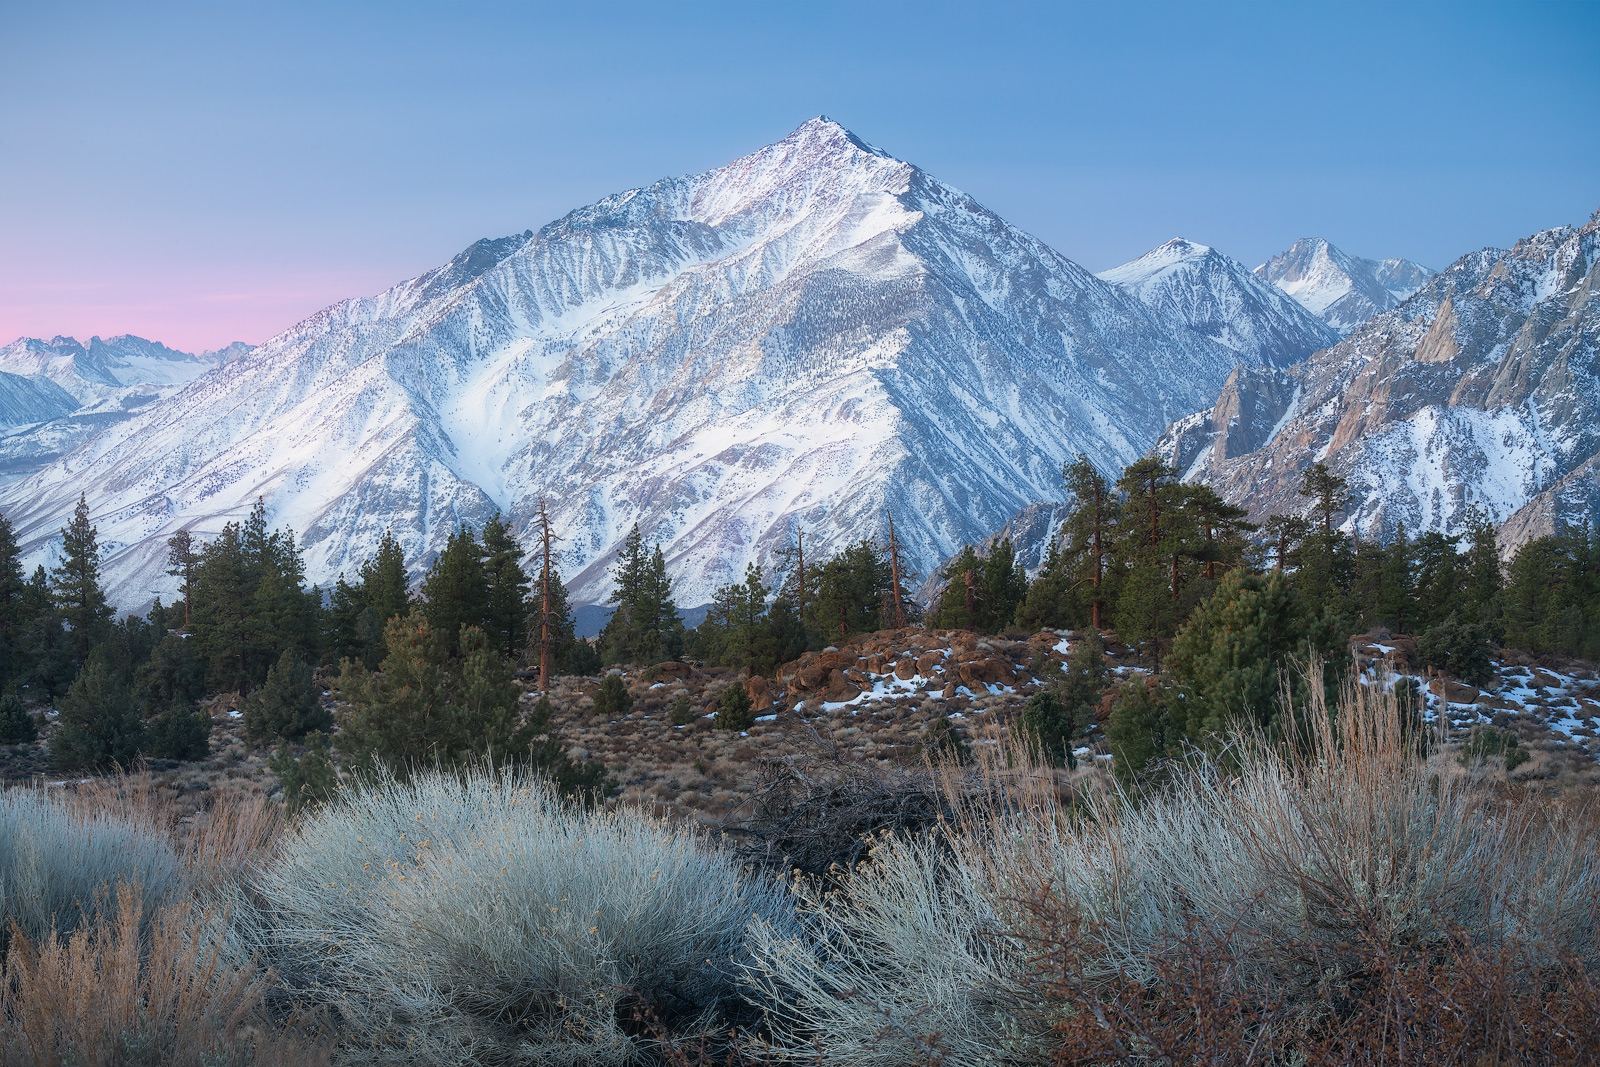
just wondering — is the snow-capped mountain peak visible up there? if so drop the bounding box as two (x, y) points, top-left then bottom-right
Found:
(1255, 237), (1432, 335)
(1099, 237), (1339, 369)
(2, 119), (1258, 613)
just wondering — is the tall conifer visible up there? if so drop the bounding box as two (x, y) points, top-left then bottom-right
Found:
(50, 494), (113, 662)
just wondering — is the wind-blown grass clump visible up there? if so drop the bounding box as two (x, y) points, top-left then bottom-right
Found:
(0, 786), (185, 951)
(747, 673), (1600, 1064)
(245, 767), (795, 1066)
(1, 884), (331, 1067)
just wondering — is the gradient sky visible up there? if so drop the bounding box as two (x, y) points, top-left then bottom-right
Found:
(3, 0), (1597, 353)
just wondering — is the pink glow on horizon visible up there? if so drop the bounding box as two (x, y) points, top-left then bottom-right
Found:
(0, 267), (402, 354)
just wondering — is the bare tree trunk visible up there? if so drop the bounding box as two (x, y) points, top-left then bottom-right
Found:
(886, 511), (906, 629)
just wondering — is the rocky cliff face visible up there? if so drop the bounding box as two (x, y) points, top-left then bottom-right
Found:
(1, 119), (1268, 611)
(1168, 210), (1600, 552)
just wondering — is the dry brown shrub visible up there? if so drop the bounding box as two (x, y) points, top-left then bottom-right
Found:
(1031, 899), (1600, 1065)
(0, 884), (329, 1067)
(57, 770), (284, 893)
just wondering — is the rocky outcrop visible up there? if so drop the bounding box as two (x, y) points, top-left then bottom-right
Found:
(1170, 209), (1600, 553)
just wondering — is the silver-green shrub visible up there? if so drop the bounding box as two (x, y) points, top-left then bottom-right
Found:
(746, 678), (1600, 1065)
(0, 787), (184, 947)
(248, 767), (793, 1065)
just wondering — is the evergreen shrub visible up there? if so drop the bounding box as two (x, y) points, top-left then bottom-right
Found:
(0, 695), (36, 744)
(51, 658), (143, 771)
(143, 701), (212, 761)
(713, 683), (755, 731)
(593, 673), (631, 718)
(244, 649), (331, 744)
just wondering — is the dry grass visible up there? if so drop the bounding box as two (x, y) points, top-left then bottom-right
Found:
(743, 671), (1600, 1065)
(6, 667), (1598, 1066)
(0, 883), (330, 1067)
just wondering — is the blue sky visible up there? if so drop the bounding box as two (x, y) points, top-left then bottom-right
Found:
(2, 0), (1597, 351)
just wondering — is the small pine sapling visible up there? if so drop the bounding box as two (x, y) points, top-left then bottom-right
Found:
(593, 674), (632, 718)
(919, 715), (971, 762)
(0, 694), (37, 744)
(668, 692), (696, 726)
(713, 684), (755, 731)
(1021, 691), (1078, 769)
(270, 731), (340, 815)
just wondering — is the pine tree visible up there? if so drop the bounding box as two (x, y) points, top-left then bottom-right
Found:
(358, 528), (411, 624)
(244, 648), (332, 744)
(134, 632), (207, 714)
(714, 683), (755, 731)
(1021, 691), (1076, 769)
(166, 530), (198, 630)
(1019, 457), (1119, 631)
(0, 511), (26, 690)
(933, 545), (984, 631)
(1111, 458), (1191, 648)
(270, 732), (340, 814)
(0, 694), (36, 745)
(688, 563), (771, 668)
(325, 575), (379, 667)
(51, 494), (113, 663)
(1167, 569), (1341, 742)
(420, 524), (489, 658)
(1064, 456), (1114, 628)
(593, 673), (632, 718)
(190, 524), (254, 693)
(1300, 462), (1351, 538)
(143, 700), (213, 761)
(525, 567), (601, 675)
(1461, 509), (1504, 629)
(1261, 513), (1311, 572)
(337, 615), (521, 775)
(807, 539), (893, 639)
(481, 514), (531, 660)
(51, 656), (144, 771)
(1411, 530), (1464, 632)
(598, 525), (683, 664)
(1025, 627), (1107, 768)
(1104, 680), (1175, 787)
(1292, 463), (1356, 614)
(16, 566), (74, 698)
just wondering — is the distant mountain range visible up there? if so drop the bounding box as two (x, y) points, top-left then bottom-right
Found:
(6, 117), (1589, 614)
(1255, 237), (1432, 335)
(0, 335), (249, 482)
(1098, 237), (1339, 365)
(1161, 211), (1600, 555)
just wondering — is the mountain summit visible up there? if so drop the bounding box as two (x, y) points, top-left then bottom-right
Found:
(2, 119), (1286, 610)
(1255, 237), (1432, 335)
(1099, 238), (1339, 367)
(1165, 210), (1600, 550)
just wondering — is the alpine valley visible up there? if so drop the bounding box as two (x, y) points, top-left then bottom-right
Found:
(2, 117), (1592, 613)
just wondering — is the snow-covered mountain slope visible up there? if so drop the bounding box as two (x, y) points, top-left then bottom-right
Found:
(1162, 209), (1600, 553)
(0, 335), (242, 484)
(1255, 238), (1432, 335)
(1100, 238), (1338, 367)
(0, 334), (222, 405)
(0, 372), (77, 427)
(1, 118), (1268, 612)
